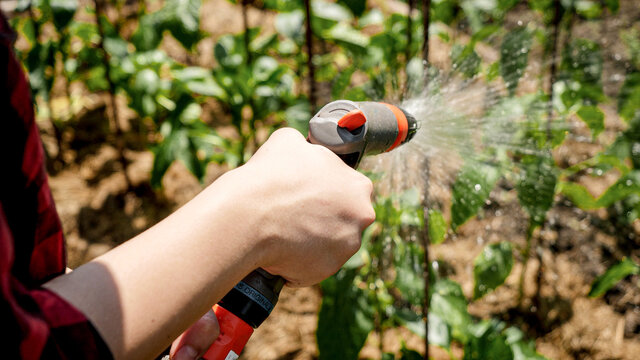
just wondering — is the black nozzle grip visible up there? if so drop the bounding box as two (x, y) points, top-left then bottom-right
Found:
(217, 269), (285, 328)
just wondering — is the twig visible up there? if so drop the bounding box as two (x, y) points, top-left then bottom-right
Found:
(421, 160), (430, 360)
(546, 0), (561, 139)
(242, 0), (252, 65)
(303, 0), (316, 112)
(422, 0), (431, 86)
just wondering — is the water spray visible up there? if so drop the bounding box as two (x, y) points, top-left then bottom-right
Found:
(201, 100), (418, 360)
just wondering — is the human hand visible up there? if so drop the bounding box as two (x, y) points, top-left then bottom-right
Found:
(216, 128), (375, 287)
(169, 309), (219, 360)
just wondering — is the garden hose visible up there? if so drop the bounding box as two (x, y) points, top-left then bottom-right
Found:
(202, 100), (418, 360)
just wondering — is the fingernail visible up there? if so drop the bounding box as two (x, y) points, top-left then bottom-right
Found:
(173, 345), (198, 360)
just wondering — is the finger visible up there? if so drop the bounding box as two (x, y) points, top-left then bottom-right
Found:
(170, 309), (220, 360)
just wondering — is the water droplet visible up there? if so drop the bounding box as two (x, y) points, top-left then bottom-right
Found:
(474, 184), (482, 191)
(626, 179), (632, 186)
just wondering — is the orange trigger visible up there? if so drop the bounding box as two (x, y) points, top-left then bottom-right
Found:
(337, 109), (367, 131)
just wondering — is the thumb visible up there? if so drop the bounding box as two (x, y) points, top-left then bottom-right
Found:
(170, 309), (220, 360)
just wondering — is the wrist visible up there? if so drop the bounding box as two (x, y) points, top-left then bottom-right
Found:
(198, 167), (274, 270)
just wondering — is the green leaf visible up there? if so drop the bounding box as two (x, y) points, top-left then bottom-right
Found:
(317, 268), (374, 360)
(451, 44), (481, 78)
(430, 279), (472, 342)
(285, 100), (312, 135)
(604, 0), (619, 12)
(597, 171), (640, 208)
(104, 36), (129, 58)
(324, 23), (370, 52)
(405, 57), (425, 97)
(394, 308), (426, 339)
(473, 242), (514, 300)
(399, 347), (423, 360)
(577, 105), (605, 139)
(132, 14), (162, 51)
(516, 154), (557, 227)
(275, 10), (305, 42)
(500, 27), (532, 96)
(214, 35), (245, 69)
(331, 67), (355, 99)
(558, 182), (599, 210)
(463, 320), (513, 360)
(162, 0), (202, 50)
(428, 209), (447, 245)
(471, 24), (500, 44)
(576, 0), (602, 19)
(174, 67), (225, 97)
(561, 39), (603, 104)
(50, 0), (78, 31)
(338, 0), (367, 17)
(619, 72), (640, 121)
(312, 0), (353, 23)
(451, 163), (500, 230)
(133, 68), (160, 94)
(510, 340), (549, 360)
(486, 61), (500, 82)
(589, 258), (640, 297)
(252, 56), (280, 82)
(428, 313), (451, 349)
(394, 242), (425, 306)
(17, 17), (37, 46)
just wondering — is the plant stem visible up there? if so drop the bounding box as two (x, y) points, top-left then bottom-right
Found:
(28, 3), (64, 167)
(407, 0), (414, 62)
(403, 0), (415, 99)
(518, 224), (534, 305)
(421, 161), (430, 360)
(242, 0), (252, 64)
(422, 0), (431, 82)
(546, 0), (561, 140)
(94, 0), (132, 189)
(303, 0), (316, 112)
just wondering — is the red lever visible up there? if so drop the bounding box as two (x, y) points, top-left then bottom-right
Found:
(202, 305), (254, 360)
(337, 109), (367, 131)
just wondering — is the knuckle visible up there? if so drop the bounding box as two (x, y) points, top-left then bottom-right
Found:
(273, 127), (304, 141)
(360, 205), (376, 227)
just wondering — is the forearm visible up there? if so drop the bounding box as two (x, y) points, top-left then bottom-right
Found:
(44, 172), (265, 360)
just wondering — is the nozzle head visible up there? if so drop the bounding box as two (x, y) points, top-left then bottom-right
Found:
(400, 107), (418, 143)
(308, 100), (418, 168)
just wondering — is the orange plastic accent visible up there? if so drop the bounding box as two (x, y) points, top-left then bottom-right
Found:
(383, 103), (408, 152)
(202, 305), (254, 360)
(337, 109), (367, 131)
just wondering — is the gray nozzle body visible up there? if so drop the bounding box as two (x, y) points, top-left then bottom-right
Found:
(308, 100), (417, 168)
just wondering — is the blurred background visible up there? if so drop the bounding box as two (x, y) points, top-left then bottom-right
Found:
(3, 0), (640, 359)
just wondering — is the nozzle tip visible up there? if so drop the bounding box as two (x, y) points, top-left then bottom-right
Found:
(400, 108), (418, 143)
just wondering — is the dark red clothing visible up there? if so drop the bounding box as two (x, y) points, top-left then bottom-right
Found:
(0, 14), (112, 359)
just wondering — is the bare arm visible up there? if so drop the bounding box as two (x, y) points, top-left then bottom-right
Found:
(44, 128), (375, 360)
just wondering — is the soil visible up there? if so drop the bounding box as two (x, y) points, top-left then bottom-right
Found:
(13, 0), (640, 359)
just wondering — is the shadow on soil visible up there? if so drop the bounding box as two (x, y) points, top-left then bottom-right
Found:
(77, 183), (173, 247)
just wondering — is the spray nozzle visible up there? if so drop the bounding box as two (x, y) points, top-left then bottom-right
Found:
(308, 100), (417, 168)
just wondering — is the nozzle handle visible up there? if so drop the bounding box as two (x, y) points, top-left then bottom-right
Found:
(203, 269), (284, 360)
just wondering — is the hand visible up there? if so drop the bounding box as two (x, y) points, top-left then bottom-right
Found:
(217, 128), (375, 287)
(169, 309), (219, 360)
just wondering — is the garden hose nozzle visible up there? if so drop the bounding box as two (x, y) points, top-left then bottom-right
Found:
(203, 100), (417, 360)
(308, 100), (418, 168)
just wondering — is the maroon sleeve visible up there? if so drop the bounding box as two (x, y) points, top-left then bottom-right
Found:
(0, 13), (112, 360)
